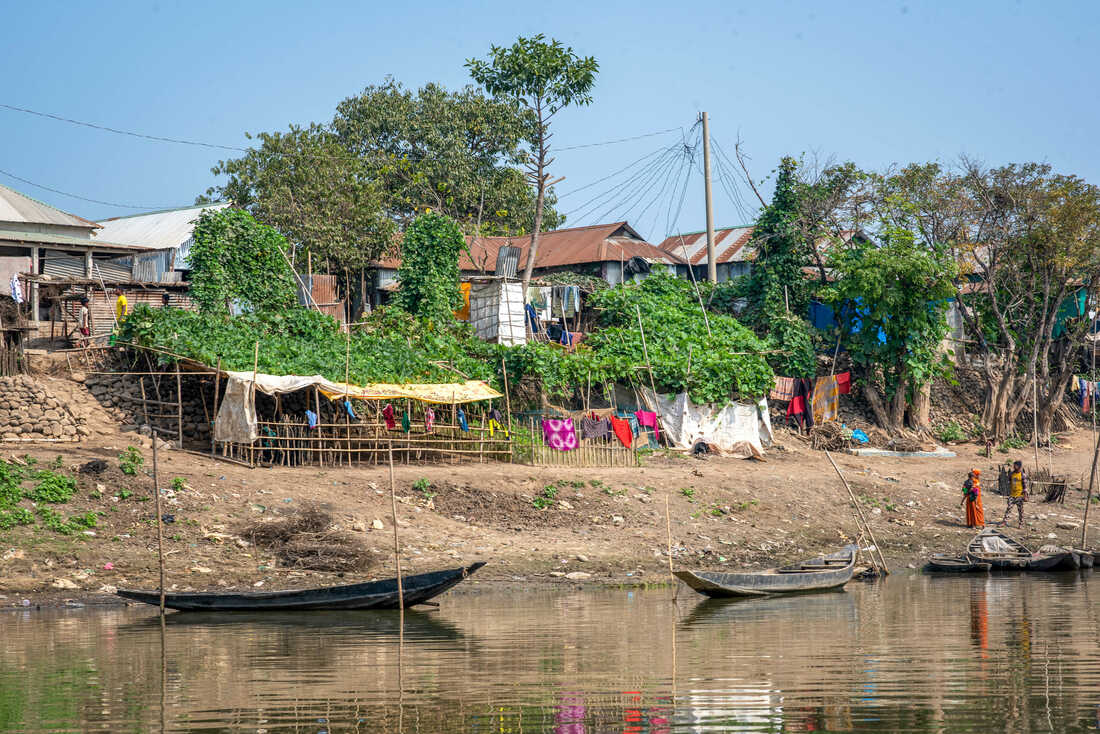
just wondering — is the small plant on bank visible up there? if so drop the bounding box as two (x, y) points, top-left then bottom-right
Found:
(0, 507), (33, 529)
(935, 421), (967, 443)
(998, 436), (1028, 453)
(119, 446), (144, 476)
(118, 489), (133, 500)
(679, 487), (695, 500)
(29, 472), (77, 504)
(412, 478), (435, 500)
(532, 484), (558, 510)
(171, 477), (187, 492)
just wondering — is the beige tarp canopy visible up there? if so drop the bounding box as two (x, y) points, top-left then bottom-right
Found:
(214, 370), (501, 443)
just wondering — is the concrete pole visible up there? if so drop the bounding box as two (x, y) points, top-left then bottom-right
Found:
(701, 112), (717, 284)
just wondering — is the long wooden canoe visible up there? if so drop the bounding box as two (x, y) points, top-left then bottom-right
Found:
(924, 554), (991, 573)
(116, 562), (485, 611)
(967, 529), (1072, 571)
(674, 546), (857, 598)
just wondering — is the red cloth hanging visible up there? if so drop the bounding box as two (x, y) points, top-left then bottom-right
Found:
(610, 416), (634, 448)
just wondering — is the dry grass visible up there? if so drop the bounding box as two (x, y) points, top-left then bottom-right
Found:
(240, 504), (372, 573)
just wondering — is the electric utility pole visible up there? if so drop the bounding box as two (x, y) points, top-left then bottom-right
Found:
(701, 111), (717, 283)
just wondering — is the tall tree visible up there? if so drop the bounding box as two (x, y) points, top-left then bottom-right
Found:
(207, 125), (394, 272)
(955, 162), (1100, 443)
(467, 35), (598, 291)
(204, 80), (557, 274)
(394, 212), (465, 322)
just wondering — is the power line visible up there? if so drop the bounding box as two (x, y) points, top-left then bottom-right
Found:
(556, 127), (681, 151)
(0, 168), (188, 210)
(2, 101), (682, 159)
(0, 103), (247, 152)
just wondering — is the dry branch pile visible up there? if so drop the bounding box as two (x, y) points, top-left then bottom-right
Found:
(240, 504), (372, 572)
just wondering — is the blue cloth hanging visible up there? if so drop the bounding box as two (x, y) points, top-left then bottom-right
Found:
(305, 409), (318, 429)
(344, 400), (357, 420)
(525, 303), (541, 334)
(457, 407), (469, 432)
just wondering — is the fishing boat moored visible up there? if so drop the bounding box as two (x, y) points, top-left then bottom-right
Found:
(674, 546), (857, 598)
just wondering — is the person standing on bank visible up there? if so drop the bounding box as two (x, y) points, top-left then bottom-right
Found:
(114, 288), (129, 323)
(78, 297), (92, 347)
(1003, 460), (1028, 527)
(961, 468), (985, 528)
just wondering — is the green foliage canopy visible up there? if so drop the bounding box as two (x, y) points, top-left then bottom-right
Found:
(394, 213), (464, 321)
(188, 208), (297, 314)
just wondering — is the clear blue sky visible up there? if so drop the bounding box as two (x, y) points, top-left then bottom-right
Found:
(2, 0), (1096, 242)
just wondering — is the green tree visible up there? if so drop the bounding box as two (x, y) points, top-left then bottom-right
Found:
(332, 80), (561, 238)
(743, 157), (811, 324)
(204, 80), (557, 274)
(468, 35), (598, 291)
(394, 212), (465, 321)
(207, 125), (394, 272)
(188, 208), (297, 314)
(824, 230), (957, 434)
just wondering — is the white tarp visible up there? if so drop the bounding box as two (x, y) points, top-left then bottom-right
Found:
(213, 370), (501, 444)
(641, 388), (772, 459)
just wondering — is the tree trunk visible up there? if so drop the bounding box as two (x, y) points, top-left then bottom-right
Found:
(520, 104), (548, 295)
(864, 384), (905, 435)
(908, 381), (932, 434)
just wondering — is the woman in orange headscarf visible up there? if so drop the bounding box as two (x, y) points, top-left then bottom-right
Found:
(961, 468), (985, 528)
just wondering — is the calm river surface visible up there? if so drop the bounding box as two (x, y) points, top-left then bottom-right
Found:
(2, 572), (1098, 732)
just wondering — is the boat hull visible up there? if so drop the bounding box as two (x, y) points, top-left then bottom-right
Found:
(924, 555), (991, 573)
(675, 546), (856, 598)
(116, 562), (485, 611)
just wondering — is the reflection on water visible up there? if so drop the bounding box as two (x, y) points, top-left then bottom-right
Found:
(1, 573), (1098, 732)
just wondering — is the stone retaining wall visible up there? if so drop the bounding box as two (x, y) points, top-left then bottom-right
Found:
(0, 375), (89, 440)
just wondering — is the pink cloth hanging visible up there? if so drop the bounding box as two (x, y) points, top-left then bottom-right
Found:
(541, 418), (578, 451)
(381, 403), (396, 430)
(634, 410), (660, 440)
(424, 406), (435, 432)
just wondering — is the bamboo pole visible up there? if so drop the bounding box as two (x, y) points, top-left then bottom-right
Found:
(665, 493), (677, 598)
(1033, 375), (1040, 470)
(139, 377), (150, 428)
(389, 441), (404, 611)
(175, 362), (183, 449)
(500, 356), (513, 433)
(344, 331), (352, 465)
(824, 449), (889, 575)
(152, 430), (166, 615)
(1082, 421), (1099, 549)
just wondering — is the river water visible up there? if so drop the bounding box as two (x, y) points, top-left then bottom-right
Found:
(2, 572), (1098, 733)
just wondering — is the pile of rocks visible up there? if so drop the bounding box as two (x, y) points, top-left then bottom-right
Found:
(0, 375), (89, 440)
(85, 372), (213, 444)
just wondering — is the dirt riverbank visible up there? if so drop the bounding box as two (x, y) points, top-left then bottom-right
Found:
(2, 394), (1095, 609)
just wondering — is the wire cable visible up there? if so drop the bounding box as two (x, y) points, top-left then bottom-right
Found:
(0, 167), (189, 210)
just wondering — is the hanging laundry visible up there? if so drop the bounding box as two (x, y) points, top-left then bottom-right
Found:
(525, 303), (542, 335)
(401, 410), (411, 433)
(381, 403), (396, 430)
(305, 409), (318, 429)
(634, 410), (660, 441)
(581, 415), (611, 440)
(489, 407), (504, 423)
(9, 273), (22, 304)
(488, 417), (507, 438)
(542, 418), (578, 451)
(527, 286), (548, 311)
(457, 407), (469, 432)
(343, 400), (357, 420)
(786, 378), (815, 430)
(770, 376), (796, 402)
(1082, 380), (1092, 413)
(812, 375), (840, 424)
(610, 416), (634, 448)
(835, 371), (852, 395)
(424, 406), (435, 432)
(558, 317), (573, 346)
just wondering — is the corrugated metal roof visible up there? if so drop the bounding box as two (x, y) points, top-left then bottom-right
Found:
(376, 221), (684, 272)
(658, 226), (755, 266)
(0, 229), (151, 252)
(94, 202), (230, 251)
(0, 184), (100, 230)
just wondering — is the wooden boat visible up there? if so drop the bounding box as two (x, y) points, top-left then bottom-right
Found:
(967, 529), (1073, 571)
(116, 562), (485, 612)
(674, 546), (857, 598)
(924, 554), (991, 573)
(1039, 545), (1081, 571)
(1078, 550), (1096, 569)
